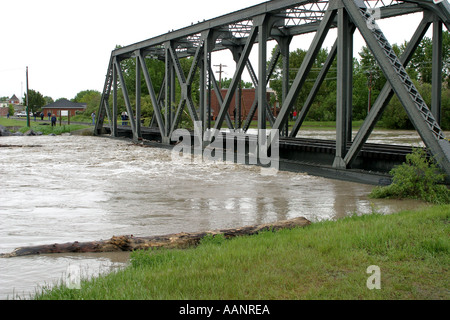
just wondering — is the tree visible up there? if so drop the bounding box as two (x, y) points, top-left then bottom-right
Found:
(22, 89), (45, 113)
(220, 77), (253, 89)
(8, 104), (15, 116)
(44, 96), (54, 105)
(408, 31), (450, 87)
(72, 90), (101, 115)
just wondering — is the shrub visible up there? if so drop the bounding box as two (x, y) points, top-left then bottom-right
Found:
(370, 148), (450, 204)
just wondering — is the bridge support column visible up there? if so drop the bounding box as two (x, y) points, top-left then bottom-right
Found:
(333, 7), (353, 169)
(164, 42), (174, 144)
(256, 15), (269, 132)
(112, 58), (118, 137)
(432, 16), (443, 125)
(230, 46), (243, 130)
(200, 31), (214, 131)
(279, 36), (291, 137)
(135, 53), (142, 141)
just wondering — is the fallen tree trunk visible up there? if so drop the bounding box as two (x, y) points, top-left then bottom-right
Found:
(0, 217), (311, 258)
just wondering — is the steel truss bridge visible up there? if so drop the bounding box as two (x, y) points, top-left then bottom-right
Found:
(95, 0), (450, 185)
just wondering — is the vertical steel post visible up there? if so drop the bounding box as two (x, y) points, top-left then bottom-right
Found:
(170, 61), (176, 126)
(346, 20), (354, 142)
(203, 31), (213, 131)
(135, 53), (142, 140)
(230, 46), (243, 130)
(257, 17), (268, 131)
(200, 51), (206, 128)
(279, 37), (291, 137)
(432, 17), (443, 125)
(112, 60), (118, 137)
(334, 7), (351, 168)
(164, 42), (172, 143)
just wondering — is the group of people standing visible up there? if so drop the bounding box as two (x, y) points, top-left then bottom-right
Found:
(42, 112), (57, 126)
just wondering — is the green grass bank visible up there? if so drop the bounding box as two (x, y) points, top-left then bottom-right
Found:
(0, 118), (91, 135)
(35, 204), (449, 300)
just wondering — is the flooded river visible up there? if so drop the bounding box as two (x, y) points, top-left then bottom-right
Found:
(0, 131), (431, 299)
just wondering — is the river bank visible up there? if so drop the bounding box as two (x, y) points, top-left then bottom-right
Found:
(34, 204), (449, 300)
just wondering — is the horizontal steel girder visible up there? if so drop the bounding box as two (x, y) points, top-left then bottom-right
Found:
(112, 1), (433, 60)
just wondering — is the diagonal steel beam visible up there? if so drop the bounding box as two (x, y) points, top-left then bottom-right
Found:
(114, 58), (136, 136)
(272, 7), (337, 132)
(137, 51), (166, 137)
(95, 54), (114, 135)
(136, 55), (142, 140)
(344, 11), (433, 168)
(168, 44), (201, 130)
(344, 0), (450, 177)
(245, 60), (276, 127)
(241, 44), (282, 132)
(289, 40), (338, 138)
(208, 64), (235, 130)
(212, 26), (258, 134)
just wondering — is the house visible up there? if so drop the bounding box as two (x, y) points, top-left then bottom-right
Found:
(41, 99), (87, 117)
(9, 94), (20, 105)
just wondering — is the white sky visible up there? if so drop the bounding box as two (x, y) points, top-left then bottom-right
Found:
(0, 0), (432, 102)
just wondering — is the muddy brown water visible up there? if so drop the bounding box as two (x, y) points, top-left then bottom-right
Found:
(0, 131), (434, 299)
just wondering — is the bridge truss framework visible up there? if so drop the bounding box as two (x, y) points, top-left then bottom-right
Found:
(95, 0), (450, 180)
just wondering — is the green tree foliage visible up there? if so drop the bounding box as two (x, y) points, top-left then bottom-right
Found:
(22, 89), (46, 113)
(370, 148), (450, 204)
(220, 77), (253, 89)
(72, 90), (101, 115)
(8, 104), (15, 116)
(44, 96), (54, 105)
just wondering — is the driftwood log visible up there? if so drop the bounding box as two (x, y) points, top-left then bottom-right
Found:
(0, 217), (310, 258)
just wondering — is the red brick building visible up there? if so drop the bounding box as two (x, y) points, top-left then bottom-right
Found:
(0, 107), (8, 117)
(209, 88), (274, 121)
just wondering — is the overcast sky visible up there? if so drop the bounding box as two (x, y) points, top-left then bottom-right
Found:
(0, 0), (430, 102)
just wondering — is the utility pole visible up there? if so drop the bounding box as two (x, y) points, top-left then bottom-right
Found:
(26, 66), (30, 127)
(366, 69), (378, 113)
(214, 63), (227, 88)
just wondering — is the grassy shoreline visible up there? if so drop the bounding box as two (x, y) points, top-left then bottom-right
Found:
(35, 204), (449, 300)
(0, 118), (90, 135)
